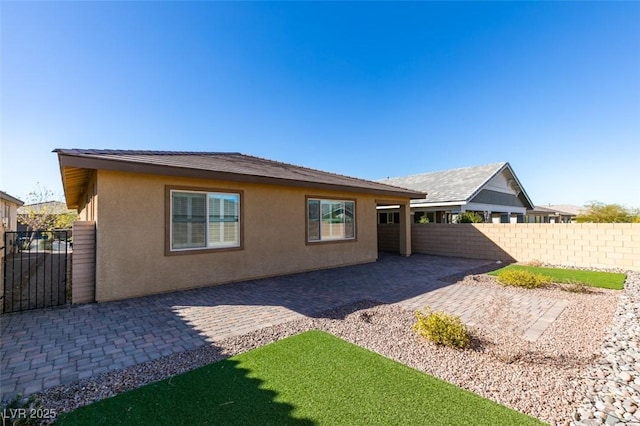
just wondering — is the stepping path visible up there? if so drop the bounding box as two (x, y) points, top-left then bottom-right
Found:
(0, 254), (569, 401)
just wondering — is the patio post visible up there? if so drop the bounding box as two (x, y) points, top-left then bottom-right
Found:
(399, 202), (411, 257)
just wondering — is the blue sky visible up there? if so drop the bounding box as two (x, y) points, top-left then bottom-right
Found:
(1, 2), (639, 208)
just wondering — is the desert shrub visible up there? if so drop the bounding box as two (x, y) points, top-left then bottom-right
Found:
(413, 308), (471, 349)
(524, 259), (543, 267)
(560, 281), (593, 294)
(497, 269), (552, 289)
(456, 212), (483, 223)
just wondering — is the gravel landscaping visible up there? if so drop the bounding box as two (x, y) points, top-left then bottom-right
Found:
(33, 271), (637, 425)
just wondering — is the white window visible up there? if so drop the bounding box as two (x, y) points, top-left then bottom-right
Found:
(171, 190), (240, 251)
(307, 198), (355, 242)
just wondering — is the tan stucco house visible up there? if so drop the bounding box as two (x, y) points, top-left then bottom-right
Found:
(55, 149), (424, 302)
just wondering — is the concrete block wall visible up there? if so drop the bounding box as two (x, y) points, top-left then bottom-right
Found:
(378, 223), (640, 271)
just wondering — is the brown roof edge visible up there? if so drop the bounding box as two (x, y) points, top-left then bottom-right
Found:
(54, 149), (426, 200)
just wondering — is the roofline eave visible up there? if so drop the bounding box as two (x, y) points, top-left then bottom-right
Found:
(56, 153), (426, 200)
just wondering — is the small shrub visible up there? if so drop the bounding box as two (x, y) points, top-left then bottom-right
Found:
(413, 308), (471, 349)
(560, 281), (593, 294)
(456, 212), (483, 223)
(524, 259), (543, 267)
(418, 215), (430, 224)
(497, 269), (552, 289)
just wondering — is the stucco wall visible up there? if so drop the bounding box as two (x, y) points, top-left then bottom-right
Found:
(378, 223), (640, 271)
(94, 170), (391, 302)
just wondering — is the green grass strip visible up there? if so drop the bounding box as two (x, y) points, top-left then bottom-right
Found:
(488, 265), (626, 290)
(57, 331), (544, 426)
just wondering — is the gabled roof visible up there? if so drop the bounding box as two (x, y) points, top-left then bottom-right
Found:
(533, 204), (584, 216)
(0, 190), (24, 206)
(380, 162), (534, 209)
(55, 149), (425, 208)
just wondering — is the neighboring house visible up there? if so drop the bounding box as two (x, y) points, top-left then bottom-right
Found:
(1, 190), (24, 250)
(55, 149), (424, 302)
(378, 162), (534, 224)
(1, 191), (24, 298)
(526, 205), (578, 223)
(17, 201), (76, 233)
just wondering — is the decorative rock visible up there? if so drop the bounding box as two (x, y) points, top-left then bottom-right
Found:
(604, 414), (618, 425)
(620, 371), (633, 382)
(570, 271), (640, 425)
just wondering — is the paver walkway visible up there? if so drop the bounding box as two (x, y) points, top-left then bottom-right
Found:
(0, 254), (569, 401)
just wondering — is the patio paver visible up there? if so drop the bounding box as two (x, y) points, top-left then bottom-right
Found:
(0, 254), (569, 401)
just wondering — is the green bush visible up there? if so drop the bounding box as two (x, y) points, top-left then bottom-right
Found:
(457, 212), (483, 223)
(412, 308), (471, 349)
(497, 269), (552, 289)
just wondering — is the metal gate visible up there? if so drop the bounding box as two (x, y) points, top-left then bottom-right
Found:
(2, 230), (71, 313)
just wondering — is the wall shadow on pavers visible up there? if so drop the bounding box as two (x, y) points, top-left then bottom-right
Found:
(1, 254), (496, 404)
(0, 297), (224, 402)
(54, 358), (315, 425)
(166, 253), (497, 331)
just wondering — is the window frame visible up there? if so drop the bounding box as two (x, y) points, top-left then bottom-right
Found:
(165, 186), (243, 256)
(306, 196), (357, 244)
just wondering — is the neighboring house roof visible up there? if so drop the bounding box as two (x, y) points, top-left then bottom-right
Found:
(544, 204), (585, 216)
(55, 149), (426, 208)
(0, 190), (24, 206)
(527, 205), (577, 216)
(17, 201), (74, 215)
(380, 162), (534, 209)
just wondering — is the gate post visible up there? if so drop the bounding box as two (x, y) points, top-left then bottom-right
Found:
(71, 221), (96, 304)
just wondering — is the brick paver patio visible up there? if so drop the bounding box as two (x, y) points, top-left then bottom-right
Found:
(0, 254), (569, 401)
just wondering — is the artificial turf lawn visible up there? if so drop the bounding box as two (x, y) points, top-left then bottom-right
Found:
(488, 264), (626, 290)
(56, 331), (543, 426)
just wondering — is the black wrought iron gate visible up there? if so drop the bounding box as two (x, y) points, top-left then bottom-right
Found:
(2, 230), (71, 313)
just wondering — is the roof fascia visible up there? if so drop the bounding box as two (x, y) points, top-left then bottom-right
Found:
(505, 165), (535, 209)
(465, 162), (507, 203)
(410, 201), (467, 208)
(57, 153), (425, 199)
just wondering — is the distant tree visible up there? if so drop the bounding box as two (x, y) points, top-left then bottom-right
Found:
(575, 201), (639, 223)
(55, 211), (79, 229)
(18, 183), (58, 233)
(17, 184), (77, 247)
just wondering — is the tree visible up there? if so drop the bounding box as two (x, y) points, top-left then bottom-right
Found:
(18, 184), (58, 232)
(17, 184), (77, 246)
(575, 201), (639, 223)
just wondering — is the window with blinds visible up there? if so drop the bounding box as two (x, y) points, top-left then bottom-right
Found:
(171, 190), (240, 251)
(307, 198), (355, 242)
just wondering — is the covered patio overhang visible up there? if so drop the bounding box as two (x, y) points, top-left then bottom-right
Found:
(376, 198), (414, 256)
